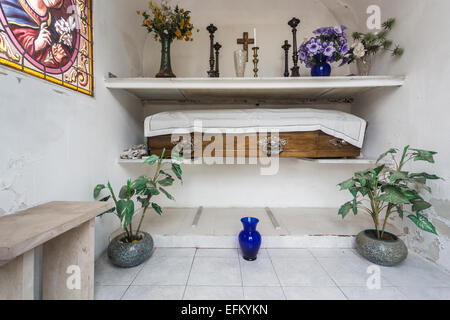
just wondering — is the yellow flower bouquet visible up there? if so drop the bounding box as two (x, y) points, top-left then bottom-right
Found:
(139, 1), (196, 42)
(138, 1), (198, 77)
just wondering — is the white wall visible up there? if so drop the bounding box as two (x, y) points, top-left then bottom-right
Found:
(352, 0), (450, 271)
(0, 0), (148, 259)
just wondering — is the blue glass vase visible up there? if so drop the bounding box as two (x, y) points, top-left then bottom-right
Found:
(239, 217), (262, 261)
(311, 54), (331, 77)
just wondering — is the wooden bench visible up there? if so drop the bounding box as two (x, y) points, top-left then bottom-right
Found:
(0, 201), (112, 300)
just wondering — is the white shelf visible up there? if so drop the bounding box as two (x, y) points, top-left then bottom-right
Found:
(117, 157), (376, 165)
(105, 76), (405, 102)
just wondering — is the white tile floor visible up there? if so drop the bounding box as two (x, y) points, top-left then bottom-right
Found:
(95, 248), (450, 300)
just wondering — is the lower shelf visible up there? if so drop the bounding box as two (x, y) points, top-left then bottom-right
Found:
(108, 207), (401, 248)
(117, 157), (376, 165)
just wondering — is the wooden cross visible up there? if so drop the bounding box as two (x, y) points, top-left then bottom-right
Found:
(237, 32), (254, 62)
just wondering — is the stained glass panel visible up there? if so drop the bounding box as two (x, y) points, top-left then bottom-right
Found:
(0, 0), (94, 96)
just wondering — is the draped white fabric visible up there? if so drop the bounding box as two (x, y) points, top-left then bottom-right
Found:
(145, 108), (367, 148)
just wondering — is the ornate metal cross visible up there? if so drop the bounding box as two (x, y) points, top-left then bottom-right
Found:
(237, 32), (255, 61)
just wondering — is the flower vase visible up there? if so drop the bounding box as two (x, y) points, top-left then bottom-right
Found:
(239, 217), (262, 261)
(356, 55), (372, 76)
(155, 34), (176, 78)
(311, 54), (331, 77)
(234, 49), (247, 77)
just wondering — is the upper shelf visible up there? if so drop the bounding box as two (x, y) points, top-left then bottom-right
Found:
(104, 76), (405, 102)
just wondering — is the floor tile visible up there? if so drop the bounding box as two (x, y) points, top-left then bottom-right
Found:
(317, 255), (393, 287)
(184, 286), (244, 300)
(151, 248), (196, 258)
(309, 248), (358, 258)
(122, 285), (185, 300)
(133, 256), (194, 285)
(397, 287), (450, 300)
(267, 248), (314, 259)
(271, 257), (335, 286)
(196, 248), (238, 258)
(340, 287), (406, 300)
(244, 287), (285, 300)
(95, 254), (144, 286)
(283, 287), (347, 300)
(240, 257), (280, 286)
(379, 254), (450, 288)
(188, 256), (242, 286)
(94, 285), (128, 300)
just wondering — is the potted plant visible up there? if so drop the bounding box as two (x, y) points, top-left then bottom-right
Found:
(338, 146), (441, 266)
(298, 25), (349, 76)
(94, 150), (183, 268)
(138, 1), (199, 78)
(341, 18), (404, 76)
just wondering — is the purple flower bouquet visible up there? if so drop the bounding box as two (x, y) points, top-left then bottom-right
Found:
(299, 26), (349, 76)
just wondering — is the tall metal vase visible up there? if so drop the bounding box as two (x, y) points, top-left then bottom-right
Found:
(156, 34), (176, 78)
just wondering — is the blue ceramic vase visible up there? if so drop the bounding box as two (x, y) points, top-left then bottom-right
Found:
(311, 54), (331, 77)
(239, 217), (262, 261)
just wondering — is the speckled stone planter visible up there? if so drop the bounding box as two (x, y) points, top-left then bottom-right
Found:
(108, 232), (154, 268)
(356, 230), (408, 267)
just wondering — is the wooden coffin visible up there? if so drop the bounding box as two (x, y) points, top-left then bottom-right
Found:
(147, 130), (361, 159)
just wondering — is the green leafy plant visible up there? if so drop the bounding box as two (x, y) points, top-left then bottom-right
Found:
(93, 149), (184, 243)
(338, 146), (442, 240)
(343, 18), (404, 65)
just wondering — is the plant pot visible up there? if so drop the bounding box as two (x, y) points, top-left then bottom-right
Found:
(356, 230), (407, 267)
(108, 232), (154, 268)
(155, 34), (176, 78)
(311, 54), (331, 77)
(239, 217), (262, 261)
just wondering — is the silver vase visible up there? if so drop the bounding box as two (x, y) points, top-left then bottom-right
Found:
(234, 49), (247, 77)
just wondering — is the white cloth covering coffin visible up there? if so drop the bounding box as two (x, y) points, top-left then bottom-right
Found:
(144, 108), (367, 148)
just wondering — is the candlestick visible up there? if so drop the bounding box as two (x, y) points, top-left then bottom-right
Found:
(206, 24), (218, 77)
(288, 17), (301, 77)
(282, 40), (291, 77)
(213, 42), (222, 78)
(252, 47), (259, 78)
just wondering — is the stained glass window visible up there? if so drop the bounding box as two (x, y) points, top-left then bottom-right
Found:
(0, 0), (93, 96)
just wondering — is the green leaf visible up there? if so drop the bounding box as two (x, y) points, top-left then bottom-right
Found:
(151, 202), (163, 216)
(144, 155), (159, 165)
(409, 173), (441, 180)
(116, 200), (127, 218)
(389, 170), (409, 182)
(158, 176), (174, 187)
(121, 200), (135, 230)
(396, 205), (404, 219)
(93, 184), (106, 199)
(99, 195), (111, 202)
(400, 145), (410, 165)
(119, 185), (129, 199)
(352, 198), (358, 215)
(132, 176), (150, 194)
(408, 214), (437, 235)
(338, 178), (355, 190)
(349, 187), (358, 198)
(137, 196), (149, 208)
(378, 186), (411, 205)
(171, 153), (184, 163)
(159, 187), (175, 200)
(411, 200), (432, 212)
(377, 148), (397, 163)
(171, 163), (183, 181)
(338, 202), (353, 219)
(411, 149), (438, 163)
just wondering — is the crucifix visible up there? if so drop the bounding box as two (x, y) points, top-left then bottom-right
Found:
(237, 32), (254, 62)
